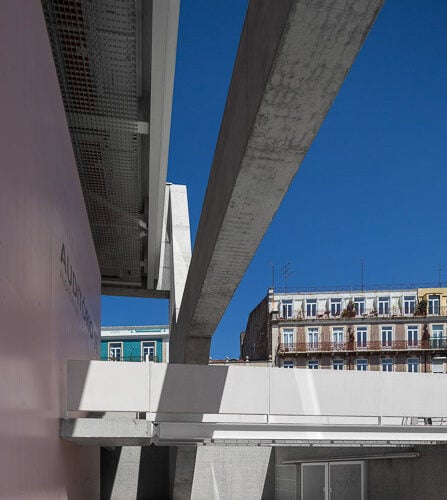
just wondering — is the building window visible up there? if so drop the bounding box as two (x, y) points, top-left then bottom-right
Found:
(354, 297), (366, 316)
(306, 299), (317, 318)
(378, 297), (390, 315)
(432, 325), (444, 348)
(332, 327), (344, 349)
(404, 296), (416, 315)
(432, 358), (445, 374)
(428, 295), (440, 315)
(331, 299), (342, 316)
(382, 358), (393, 372)
(407, 325), (419, 348)
(281, 299), (293, 319)
(381, 326), (393, 348)
(333, 359), (344, 370)
(408, 358), (419, 373)
(283, 361), (294, 368)
(142, 341), (156, 361)
(109, 342), (122, 361)
(356, 359), (368, 371)
(283, 328), (294, 349)
(308, 360), (319, 369)
(356, 326), (367, 348)
(308, 327), (319, 350)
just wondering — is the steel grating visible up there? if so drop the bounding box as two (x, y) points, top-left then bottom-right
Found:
(42, 0), (147, 286)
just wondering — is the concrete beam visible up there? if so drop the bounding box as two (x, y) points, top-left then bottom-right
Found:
(60, 418), (152, 446)
(167, 185), (193, 322)
(146, 0), (181, 289)
(61, 417), (447, 447)
(170, 0), (385, 364)
(101, 285), (169, 299)
(101, 183), (191, 301)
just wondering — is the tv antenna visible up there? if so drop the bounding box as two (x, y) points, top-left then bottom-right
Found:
(361, 259), (365, 292)
(283, 262), (294, 292)
(438, 264), (445, 287)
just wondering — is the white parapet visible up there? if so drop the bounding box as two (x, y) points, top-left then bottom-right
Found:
(67, 361), (447, 419)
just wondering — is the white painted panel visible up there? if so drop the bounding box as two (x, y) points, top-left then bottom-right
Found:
(68, 361), (150, 412)
(68, 362), (447, 420)
(269, 369), (382, 417)
(151, 363), (229, 414)
(150, 364), (269, 415)
(149, 362), (168, 411)
(219, 366), (269, 414)
(379, 372), (447, 417)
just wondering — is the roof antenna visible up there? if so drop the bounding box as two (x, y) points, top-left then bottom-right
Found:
(283, 262), (293, 292)
(272, 264), (275, 290)
(361, 259), (364, 292)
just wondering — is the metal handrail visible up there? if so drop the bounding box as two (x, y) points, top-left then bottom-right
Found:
(100, 355), (161, 362)
(278, 339), (447, 353)
(274, 282), (443, 294)
(277, 306), (447, 321)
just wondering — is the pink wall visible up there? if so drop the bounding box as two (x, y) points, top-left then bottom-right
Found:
(0, 1), (101, 498)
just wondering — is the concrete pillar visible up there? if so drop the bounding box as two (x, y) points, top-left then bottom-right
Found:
(170, 446), (198, 500)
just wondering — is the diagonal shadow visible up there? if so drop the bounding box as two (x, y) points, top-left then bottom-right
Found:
(154, 363), (230, 498)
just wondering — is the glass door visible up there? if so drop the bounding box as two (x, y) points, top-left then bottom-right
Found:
(300, 462), (365, 500)
(329, 462), (364, 500)
(302, 463), (328, 500)
(109, 342), (122, 361)
(308, 328), (319, 350)
(142, 341), (156, 361)
(283, 329), (294, 350)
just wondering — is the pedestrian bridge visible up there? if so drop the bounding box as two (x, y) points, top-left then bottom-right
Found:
(62, 361), (447, 447)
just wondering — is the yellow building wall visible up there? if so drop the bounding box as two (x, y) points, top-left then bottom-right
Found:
(417, 288), (447, 311)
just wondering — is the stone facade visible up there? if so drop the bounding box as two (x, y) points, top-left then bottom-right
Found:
(242, 287), (447, 373)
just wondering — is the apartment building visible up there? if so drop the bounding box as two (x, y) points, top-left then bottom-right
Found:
(101, 325), (170, 362)
(241, 286), (447, 373)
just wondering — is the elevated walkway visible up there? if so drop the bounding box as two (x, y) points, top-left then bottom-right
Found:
(62, 361), (447, 447)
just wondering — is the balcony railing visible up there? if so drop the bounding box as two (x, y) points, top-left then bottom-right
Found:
(100, 355), (161, 362)
(278, 306), (447, 322)
(278, 339), (447, 353)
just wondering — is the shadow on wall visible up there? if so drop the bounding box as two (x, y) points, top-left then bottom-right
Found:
(101, 446), (170, 500)
(156, 363), (230, 498)
(155, 364), (275, 499)
(155, 363), (229, 415)
(136, 446), (170, 499)
(100, 447), (121, 500)
(67, 360), (90, 410)
(262, 449), (275, 500)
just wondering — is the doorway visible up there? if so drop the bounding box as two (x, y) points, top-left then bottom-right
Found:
(301, 461), (365, 500)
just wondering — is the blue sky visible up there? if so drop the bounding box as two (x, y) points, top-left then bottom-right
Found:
(102, 0), (447, 359)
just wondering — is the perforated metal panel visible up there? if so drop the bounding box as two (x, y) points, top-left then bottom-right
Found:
(42, 0), (146, 286)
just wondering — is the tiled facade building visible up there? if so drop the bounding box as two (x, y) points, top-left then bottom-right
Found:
(101, 325), (169, 362)
(241, 287), (447, 373)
